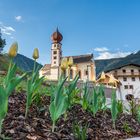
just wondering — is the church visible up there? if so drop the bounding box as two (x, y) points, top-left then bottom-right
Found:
(40, 28), (96, 81)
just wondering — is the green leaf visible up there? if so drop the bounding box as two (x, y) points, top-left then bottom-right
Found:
(50, 93), (68, 120)
(4, 63), (17, 87)
(65, 75), (79, 107)
(137, 106), (140, 123)
(82, 82), (90, 110)
(92, 89), (99, 116)
(111, 90), (118, 128)
(98, 85), (106, 110)
(49, 101), (56, 121)
(49, 76), (69, 131)
(6, 73), (27, 96)
(0, 85), (8, 121)
(67, 75), (79, 95)
(54, 77), (67, 107)
(25, 67), (44, 118)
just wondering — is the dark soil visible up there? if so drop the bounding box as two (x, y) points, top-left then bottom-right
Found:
(2, 92), (140, 140)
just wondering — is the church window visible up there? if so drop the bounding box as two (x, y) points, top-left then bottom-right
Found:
(54, 44), (56, 48)
(54, 56), (57, 59)
(78, 71), (81, 79)
(132, 77), (135, 81)
(122, 69), (126, 73)
(70, 69), (73, 79)
(63, 70), (66, 78)
(54, 61), (56, 64)
(131, 69), (134, 74)
(53, 51), (57, 54)
(129, 85), (133, 89)
(124, 85), (128, 89)
(123, 77), (127, 81)
(85, 70), (88, 76)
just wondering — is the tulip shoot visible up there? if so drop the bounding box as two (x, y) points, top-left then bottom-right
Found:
(32, 48), (39, 60)
(0, 61), (26, 137)
(25, 67), (44, 118)
(81, 82), (90, 110)
(91, 89), (99, 117)
(111, 90), (118, 129)
(49, 76), (68, 132)
(0, 43), (26, 136)
(8, 42), (18, 58)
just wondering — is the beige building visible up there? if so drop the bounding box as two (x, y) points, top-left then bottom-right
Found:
(40, 28), (96, 81)
(106, 64), (140, 100)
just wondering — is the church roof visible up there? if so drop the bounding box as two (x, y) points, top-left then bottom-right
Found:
(51, 28), (63, 43)
(41, 54), (94, 75)
(41, 64), (51, 71)
(64, 54), (93, 64)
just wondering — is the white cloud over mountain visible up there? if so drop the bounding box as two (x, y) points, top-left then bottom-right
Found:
(95, 51), (131, 59)
(94, 47), (109, 52)
(94, 47), (131, 59)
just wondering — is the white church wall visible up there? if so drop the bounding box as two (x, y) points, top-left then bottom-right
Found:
(77, 62), (92, 81)
(50, 68), (59, 80)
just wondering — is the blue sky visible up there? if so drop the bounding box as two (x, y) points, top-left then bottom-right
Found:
(0, 0), (140, 64)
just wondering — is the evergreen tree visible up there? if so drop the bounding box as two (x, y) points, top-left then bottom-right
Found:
(0, 29), (6, 54)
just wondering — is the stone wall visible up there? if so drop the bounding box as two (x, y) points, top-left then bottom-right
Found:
(45, 80), (116, 99)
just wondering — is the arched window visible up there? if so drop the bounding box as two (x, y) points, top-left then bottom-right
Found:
(78, 70), (81, 79)
(70, 69), (73, 79)
(53, 51), (57, 55)
(63, 70), (66, 78)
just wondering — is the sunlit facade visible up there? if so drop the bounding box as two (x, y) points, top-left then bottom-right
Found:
(40, 28), (96, 81)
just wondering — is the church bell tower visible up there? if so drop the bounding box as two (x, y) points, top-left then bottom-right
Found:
(50, 28), (63, 80)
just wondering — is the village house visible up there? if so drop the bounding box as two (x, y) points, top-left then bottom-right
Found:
(106, 64), (140, 100)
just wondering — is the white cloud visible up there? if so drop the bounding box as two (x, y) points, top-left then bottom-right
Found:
(0, 22), (15, 36)
(95, 51), (131, 59)
(15, 16), (22, 22)
(10, 36), (14, 39)
(94, 47), (109, 52)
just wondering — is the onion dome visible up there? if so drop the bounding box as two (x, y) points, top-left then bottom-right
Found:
(51, 28), (63, 43)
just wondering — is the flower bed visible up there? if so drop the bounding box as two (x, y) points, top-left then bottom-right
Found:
(2, 93), (140, 140)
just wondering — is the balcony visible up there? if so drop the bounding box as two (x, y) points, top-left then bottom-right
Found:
(113, 72), (140, 77)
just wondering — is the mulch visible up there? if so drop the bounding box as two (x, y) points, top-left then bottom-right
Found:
(2, 92), (140, 140)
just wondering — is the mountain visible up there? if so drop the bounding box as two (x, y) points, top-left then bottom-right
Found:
(0, 53), (42, 72)
(1, 51), (139, 77)
(95, 51), (140, 76)
(13, 54), (42, 72)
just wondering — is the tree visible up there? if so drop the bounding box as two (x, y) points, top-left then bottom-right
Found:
(0, 29), (6, 54)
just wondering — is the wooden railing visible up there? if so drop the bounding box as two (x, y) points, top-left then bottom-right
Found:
(114, 72), (140, 77)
